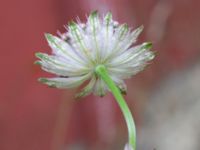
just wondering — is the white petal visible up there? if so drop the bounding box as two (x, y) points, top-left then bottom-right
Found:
(35, 52), (89, 76)
(93, 78), (107, 97)
(104, 24), (129, 61)
(98, 12), (115, 59)
(68, 21), (94, 63)
(86, 11), (101, 61)
(108, 65), (146, 79)
(75, 76), (96, 98)
(39, 74), (90, 89)
(87, 11), (101, 34)
(107, 43), (154, 79)
(36, 61), (80, 77)
(45, 33), (85, 65)
(120, 25), (144, 51)
(107, 25), (144, 60)
(108, 42), (154, 66)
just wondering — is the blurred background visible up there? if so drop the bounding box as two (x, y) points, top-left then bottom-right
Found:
(1, 0), (200, 150)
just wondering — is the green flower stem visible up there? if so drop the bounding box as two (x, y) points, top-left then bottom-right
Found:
(95, 65), (136, 150)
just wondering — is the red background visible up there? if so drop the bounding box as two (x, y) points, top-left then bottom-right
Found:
(0, 0), (200, 150)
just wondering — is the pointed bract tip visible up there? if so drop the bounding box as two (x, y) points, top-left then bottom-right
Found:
(75, 93), (84, 99)
(35, 52), (43, 58)
(133, 25), (144, 35)
(120, 89), (127, 95)
(34, 61), (42, 65)
(75, 89), (87, 99)
(105, 12), (112, 20)
(89, 10), (99, 21)
(68, 21), (76, 26)
(68, 21), (77, 30)
(123, 23), (129, 29)
(99, 93), (105, 97)
(44, 33), (56, 44)
(138, 25), (144, 30)
(38, 78), (48, 83)
(44, 33), (52, 40)
(142, 42), (153, 49)
(91, 10), (98, 16)
(75, 87), (91, 98)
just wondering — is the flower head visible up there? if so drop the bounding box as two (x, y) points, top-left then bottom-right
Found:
(35, 11), (154, 97)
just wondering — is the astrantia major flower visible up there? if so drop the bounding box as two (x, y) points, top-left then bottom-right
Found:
(35, 11), (154, 98)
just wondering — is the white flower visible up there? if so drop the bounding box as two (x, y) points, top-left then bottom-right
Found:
(35, 11), (154, 97)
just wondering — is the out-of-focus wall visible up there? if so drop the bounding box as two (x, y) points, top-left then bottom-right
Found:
(139, 61), (200, 150)
(0, 0), (200, 150)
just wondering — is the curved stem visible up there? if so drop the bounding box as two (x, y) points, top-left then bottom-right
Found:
(95, 65), (136, 150)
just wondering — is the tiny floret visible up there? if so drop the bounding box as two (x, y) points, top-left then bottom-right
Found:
(35, 11), (155, 97)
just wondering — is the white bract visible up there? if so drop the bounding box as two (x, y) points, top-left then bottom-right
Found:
(35, 11), (154, 97)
